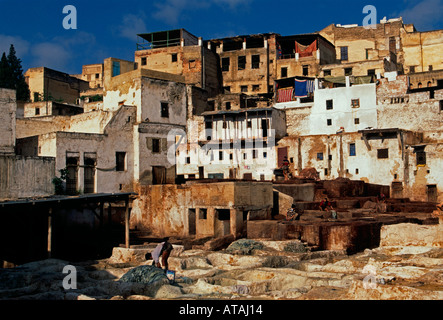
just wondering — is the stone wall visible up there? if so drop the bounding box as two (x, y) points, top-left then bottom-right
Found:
(131, 181), (274, 238)
(0, 88), (16, 154)
(0, 155), (55, 200)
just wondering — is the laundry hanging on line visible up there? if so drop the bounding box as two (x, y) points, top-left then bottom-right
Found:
(294, 79), (316, 98)
(278, 88), (294, 103)
(295, 40), (318, 58)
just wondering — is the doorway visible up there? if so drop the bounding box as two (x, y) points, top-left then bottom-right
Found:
(277, 147), (288, 168)
(427, 185), (438, 203)
(199, 167), (205, 180)
(152, 166), (166, 185)
(188, 209), (196, 236)
(215, 209), (231, 237)
(66, 155), (79, 195)
(83, 154), (96, 194)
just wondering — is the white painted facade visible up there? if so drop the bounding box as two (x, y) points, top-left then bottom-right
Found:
(274, 77), (378, 136)
(176, 108), (286, 181)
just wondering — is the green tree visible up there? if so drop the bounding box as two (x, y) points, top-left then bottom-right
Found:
(0, 52), (12, 89)
(0, 44), (30, 101)
(7, 45), (30, 101)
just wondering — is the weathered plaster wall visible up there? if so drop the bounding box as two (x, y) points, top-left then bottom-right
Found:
(131, 182), (273, 238)
(16, 110), (115, 139)
(25, 67), (89, 104)
(311, 82), (377, 135)
(401, 29), (443, 74)
(0, 88), (16, 154)
(0, 155), (55, 200)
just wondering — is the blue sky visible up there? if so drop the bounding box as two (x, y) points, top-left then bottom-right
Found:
(0, 0), (442, 74)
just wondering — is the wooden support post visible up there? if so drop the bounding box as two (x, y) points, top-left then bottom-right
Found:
(362, 134), (372, 151)
(125, 199), (130, 249)
(47, 208), (52, 259)
(99, 202), (104, 228)
(108, 203), (112, 223)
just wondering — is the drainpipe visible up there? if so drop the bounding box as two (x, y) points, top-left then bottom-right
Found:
(339, 134), (344, 177)
(200, 37), (205, 90)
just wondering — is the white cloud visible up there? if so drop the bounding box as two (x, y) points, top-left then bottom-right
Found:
(117, 14), (149, 41)
(31, 42), (71, 71)
(397, 0), (443, 30)
(0, 34), (30, 58)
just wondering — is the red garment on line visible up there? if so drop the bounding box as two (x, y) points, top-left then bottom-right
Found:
(295, 40), (317, 58)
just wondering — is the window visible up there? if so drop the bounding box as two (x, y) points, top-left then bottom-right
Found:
(199, 208), (207, 220)
(326, 99), (333, 110)
(352, 99), (360, 108)
(340, 47), (348, 61)
(377, 149), (389, 159)
(440, 101), (443, 111)
(281, 67), (288, 78)
(317, 153), (324, 161)
(416, 151), (426, 165)
(223, 86), (231, 93)
(161, 102), (169, 118)
(35, 108), (40, 115)
(263, 152), (267, 159)
(252, 55), (260, 69)
(349, 143), (356, 156)
(186, 157), (191, 164)
(252, 85), (260, 92)
(219, 151), (224, 161)
(345, 68), (353, 76)
(95, 73), (100, 79)
(171, 53), (178, 62)
(389, 37), (396, 53)
(247, 120), (252, 128)
(303, 65), (309, 76)
(324, 70), (331, 77)
(367, 69), (376, 76)
(354, 118), (360, 125)
(241, 86), (248, 93)
(33, 92), (39, 102)
(238, 56), (246, 70)
(253, 150), (258, 159)
(366, 48), (371, 60)
(429, 65), (433, 71)
(409, 66), (416, 73)
(116, 152), (126, 171)
(112, 61), (120, 77)
(141, 57), (147, 66)
(189, 60), (196, 69)
(222, 57), (230, 72)
(328, 155), (333, 160)
(216, 209), (231, 221)
(152, 139), (160, 153)
(327, 119), (332, 126)
(225, 102), (231, 110)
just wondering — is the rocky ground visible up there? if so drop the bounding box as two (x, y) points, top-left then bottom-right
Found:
(0, 223), (442, 301)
